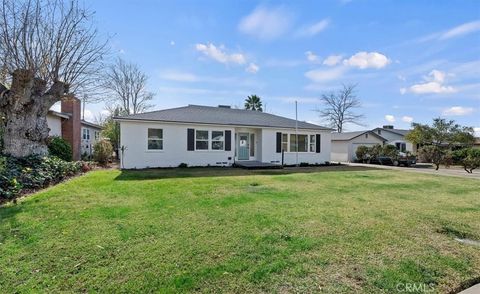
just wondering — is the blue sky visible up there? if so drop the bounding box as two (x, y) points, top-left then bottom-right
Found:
(81, 0), (480, 134)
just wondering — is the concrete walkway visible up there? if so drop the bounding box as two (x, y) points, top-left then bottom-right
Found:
(343, 162), (480, 180)
(459, 283), (480, 294)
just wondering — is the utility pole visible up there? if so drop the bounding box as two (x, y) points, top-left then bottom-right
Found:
(295, 100), (298, 167)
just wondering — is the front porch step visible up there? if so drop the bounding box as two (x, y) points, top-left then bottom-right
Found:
(234, 161), (283, 169)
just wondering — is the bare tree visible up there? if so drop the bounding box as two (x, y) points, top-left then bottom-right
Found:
(0, 0), (109, 157)
(103, 58), (154, 115)
(317, 84), (364, 133)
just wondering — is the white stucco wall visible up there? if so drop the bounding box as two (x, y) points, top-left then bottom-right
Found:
(120, 121), (236, 169)
(119, 120), (332, 168)
(260, 129), (331, 165)
(47, 114), (62, 137)
(331, 141), (349, 162)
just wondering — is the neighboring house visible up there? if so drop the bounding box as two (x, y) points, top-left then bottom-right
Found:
(81, 120), (103, 157)
(371, 125), (415, 153)
(331, 131), (387, 162)
(114, 104), (332, 169)
(47, 97), (102, 160)
(474, 138), (480, 149)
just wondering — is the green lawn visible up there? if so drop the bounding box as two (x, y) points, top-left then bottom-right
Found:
(1, 167), (479, 293)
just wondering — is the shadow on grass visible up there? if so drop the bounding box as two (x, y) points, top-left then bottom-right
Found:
(114, 165), (382, 181)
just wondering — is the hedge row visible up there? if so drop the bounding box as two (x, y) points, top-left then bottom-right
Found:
(0, 155), (93, 201)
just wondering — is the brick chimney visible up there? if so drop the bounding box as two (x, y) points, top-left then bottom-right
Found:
(61, 97), (81, 160)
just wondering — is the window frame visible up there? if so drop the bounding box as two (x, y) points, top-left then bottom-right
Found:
(309, 135), (316, 152)
(289, 134), (308, 153)
(147, 128), (164, 151)
(195, 130), (209, 151)
(211, 130), (225, 151)
(282, 133), (289, 152)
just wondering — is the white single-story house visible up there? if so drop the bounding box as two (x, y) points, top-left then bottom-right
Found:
(331, 131), (387, 162)
(114, 104), (332, 169)
(371, 126), (415, 153)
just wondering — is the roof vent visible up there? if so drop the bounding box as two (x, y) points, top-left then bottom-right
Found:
(383, 125), (394, 129)
(218, 105), (231, 109)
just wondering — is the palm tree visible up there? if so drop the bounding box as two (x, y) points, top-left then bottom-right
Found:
(244, 95), (263, 111)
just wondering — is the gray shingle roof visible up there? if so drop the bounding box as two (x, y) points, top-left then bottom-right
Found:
(114, 105), (332, 130)
(331, 131), (387, 141)
(372, 127), (410, 136)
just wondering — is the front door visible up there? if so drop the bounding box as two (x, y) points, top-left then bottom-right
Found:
(238, 133), (249, 160)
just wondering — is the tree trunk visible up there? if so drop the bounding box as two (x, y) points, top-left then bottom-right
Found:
(1, 69), (66, 158)
(3, 104), (50, 157)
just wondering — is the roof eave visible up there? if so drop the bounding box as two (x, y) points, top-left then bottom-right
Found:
(113, 117), (332, 131)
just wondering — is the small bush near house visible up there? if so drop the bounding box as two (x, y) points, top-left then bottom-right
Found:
(382, 144), (399, 158)
(47, 136), (73, 161)
(93, 139), (113, 167)
(0, 155), (84, 201)
(355, 146), (370, 163)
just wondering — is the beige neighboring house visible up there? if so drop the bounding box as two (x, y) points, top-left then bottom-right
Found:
(331, 131), (387, 162)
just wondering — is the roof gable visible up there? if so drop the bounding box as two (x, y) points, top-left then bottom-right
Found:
(332, 130), (387, 141)
(372, 127), (410, 136)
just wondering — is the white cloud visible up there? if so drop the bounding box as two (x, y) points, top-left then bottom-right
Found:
(402, 70), (456, 94)
(238, 6), (293, 40)
(409, 82), (456, 94)
(195, 43), (246, 65)
(402, 116), (413, 123)
(305, 51), (319, 62)
(170, 41), (175, 46)
(100, 110), (111, 117)
(296, 19), (330, 37)
(439, 20), (480, 40)
(385, 115), (395, 123)
(245, 63), (259, 74)
(397, 75), (406, 81)
(442, 106), (474, 116)
(428, 69), (446, 83)
(323, 55), (342, 66)
(343, 51), (391, 69)
(305, 66), (346, 82)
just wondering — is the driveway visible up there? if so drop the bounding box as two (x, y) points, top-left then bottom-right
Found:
(344, 162), (480, 180)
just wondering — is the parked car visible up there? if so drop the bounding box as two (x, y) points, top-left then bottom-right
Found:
(393, 152), (417, 167)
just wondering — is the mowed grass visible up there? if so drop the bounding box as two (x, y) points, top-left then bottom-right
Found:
(0, 167), (479, 293)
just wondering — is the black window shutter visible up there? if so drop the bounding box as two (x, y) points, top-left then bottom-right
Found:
(276, 132), (282, 153)
(316, 134), (321, 153)
(187, 128), (195, 151)
(225, 130), (231, 151)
